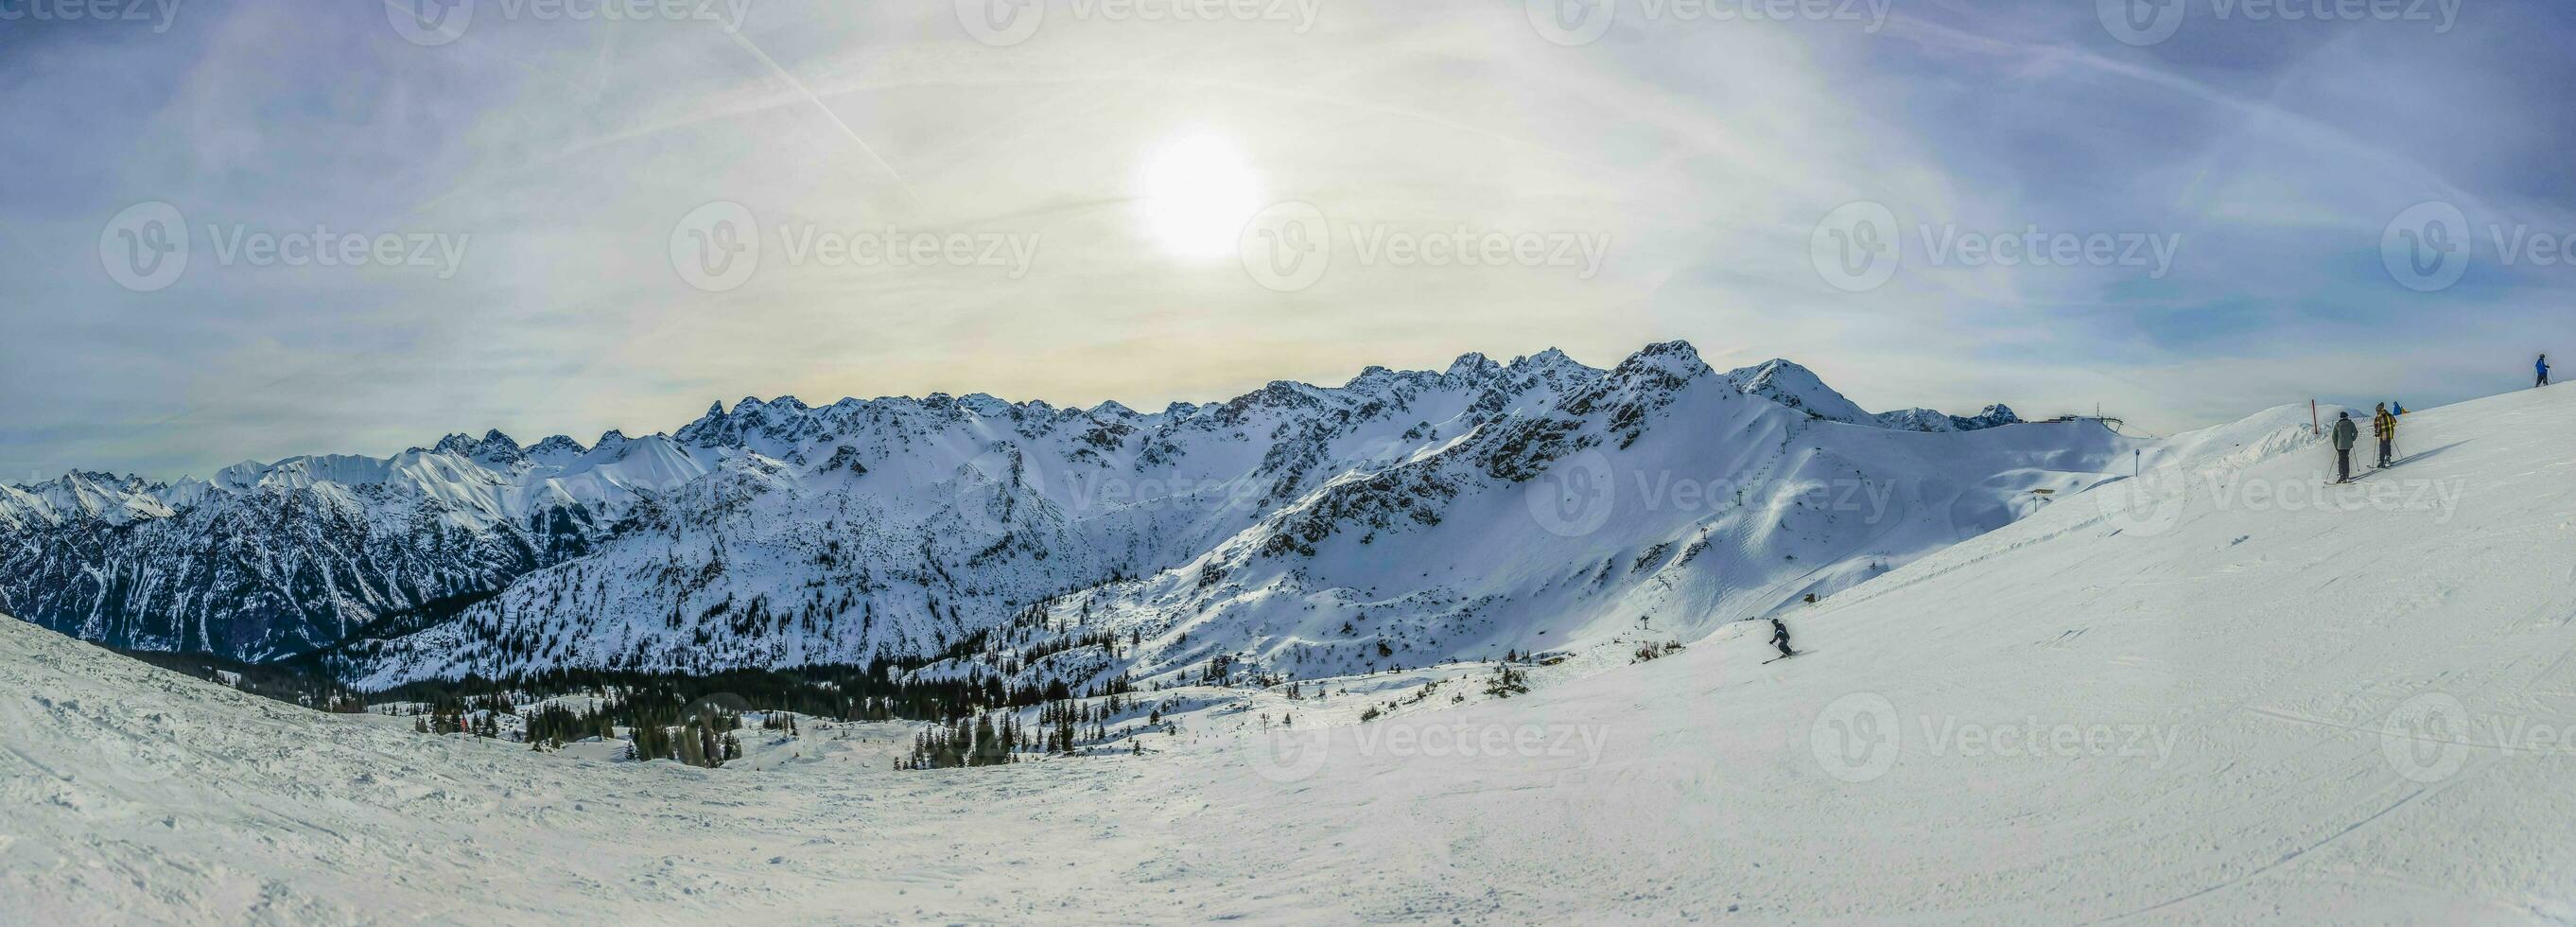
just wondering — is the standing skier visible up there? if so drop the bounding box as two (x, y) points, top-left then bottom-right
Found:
(2539, 354), (2551, 388)
(1768, 618), (1795, 659)
(2373, 403), (2398, 468)
(2331, 411), (2358, 483)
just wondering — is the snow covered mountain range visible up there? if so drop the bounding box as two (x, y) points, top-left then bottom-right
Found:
(5, 378), (2562, 922)
(6, 342), (2097, 691)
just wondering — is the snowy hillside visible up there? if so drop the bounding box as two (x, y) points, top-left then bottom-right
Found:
(9, 383), (2575, 921)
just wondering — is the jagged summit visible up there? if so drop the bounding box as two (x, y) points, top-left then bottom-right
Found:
(1720, 358), (1872, 424)
(1443, 351), (1500, 379)
(1617, 340), (1713, 379)
(544, 341), (2031, 463)
(526, 434), (587, 458)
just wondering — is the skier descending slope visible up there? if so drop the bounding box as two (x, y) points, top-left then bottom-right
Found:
(2331, 411), (2359, 483)
(1767, 618), (1796, 660)
(2373, 403), (2398, 468)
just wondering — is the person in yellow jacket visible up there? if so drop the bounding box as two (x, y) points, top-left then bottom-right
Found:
(2372, 403), (2398, 468)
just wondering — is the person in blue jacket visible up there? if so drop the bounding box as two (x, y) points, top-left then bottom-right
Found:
(2540, 354), (2551, 388)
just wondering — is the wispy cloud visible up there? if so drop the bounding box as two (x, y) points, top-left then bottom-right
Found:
(6, 0), (2574, 478)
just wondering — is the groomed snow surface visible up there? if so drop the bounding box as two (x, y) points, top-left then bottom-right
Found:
(9, 385), (2576, 923)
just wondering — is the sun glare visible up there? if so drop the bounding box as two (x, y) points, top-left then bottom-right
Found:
(1140, 133), (1263, 260)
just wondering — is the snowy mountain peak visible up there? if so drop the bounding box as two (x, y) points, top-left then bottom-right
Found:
(1615, 340), (1714, 380)
(526, 434), (587, 461)
(425, 429), (531, 470)
(1443, 351), (1500, 380)
(1722, 359), (1872, 424)
(6, 469), (176, 527)
(1967, 403), (2020, 427)
(1872, 402), (2026, 432)
(1511, 347), (1587, 373)
(959, 394), (1017, 418)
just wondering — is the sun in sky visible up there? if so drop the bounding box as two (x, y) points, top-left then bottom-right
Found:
(1138, 132), (1264, 260)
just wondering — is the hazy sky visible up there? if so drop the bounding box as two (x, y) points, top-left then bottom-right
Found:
(5, 0), (2573, 480)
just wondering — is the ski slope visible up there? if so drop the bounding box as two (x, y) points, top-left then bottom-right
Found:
(8, 385), (2576, 922)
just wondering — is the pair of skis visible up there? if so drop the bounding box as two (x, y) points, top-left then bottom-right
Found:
(2331, 438), (2404, 484)
(2332, 457), (2403, 484)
